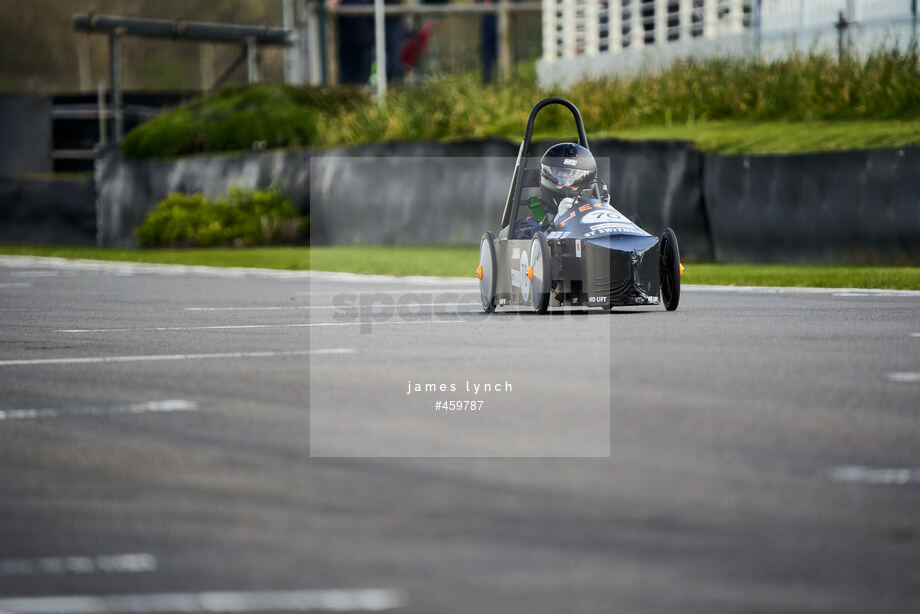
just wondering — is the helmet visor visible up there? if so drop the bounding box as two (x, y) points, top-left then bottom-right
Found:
(542, 166), (595, 191)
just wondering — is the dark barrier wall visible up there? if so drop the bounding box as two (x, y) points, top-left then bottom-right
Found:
(0, 178), (95, 245)
(0, 96), (52, 177)
(95, 147), (313, 247)
(96, 138), (714, 261)
(308, 139), (518, 246)
(95, 140), (919, 263)
(704, 148), (920, 264)
(590, 139), (711, 261)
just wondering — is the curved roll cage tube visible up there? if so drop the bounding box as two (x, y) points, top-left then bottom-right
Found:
(499, 97), (590, 231)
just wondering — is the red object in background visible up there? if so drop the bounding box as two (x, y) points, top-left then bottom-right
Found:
(400, 20), (435, 70)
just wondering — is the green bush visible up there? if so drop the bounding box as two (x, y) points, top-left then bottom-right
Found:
(135, 188), (308, 248)
(123, 84), (370, 159)
(124, 49), (920, 158)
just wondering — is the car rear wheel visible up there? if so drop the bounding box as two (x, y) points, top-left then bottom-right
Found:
(659, 227), (680, 311)
(478, 232), (497, 312)
(530, 232), (551, 314)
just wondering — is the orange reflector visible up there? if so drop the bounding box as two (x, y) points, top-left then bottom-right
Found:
(527, 266), (533, 281)
(476, 265), (483, 280)
(679, 263), (685, 276)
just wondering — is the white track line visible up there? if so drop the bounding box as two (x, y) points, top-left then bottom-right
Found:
(886, 372), (920, 382)
(0, 400), (196, 421)
(57, 321), (465, 333)
(829, 466), (920, 485)
(0, 282), (32, 288)
(2, 257), (917, 295)
(0, 553), (156, 576)
(185, 303), (480, 311)
(10, 271), (59, 278)
(294, 289), (477, 297)
(682, 284), (920, 296)
(0, 589), (406, 614)
(0, 349), (353, 367)
(910, 333), (920, 338)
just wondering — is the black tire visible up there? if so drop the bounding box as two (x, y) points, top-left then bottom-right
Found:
(530, 232), (551, 314)
(478, 232), (497, 312)
(659, 227), (681, 311)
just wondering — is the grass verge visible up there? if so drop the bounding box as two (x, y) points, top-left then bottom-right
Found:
(2, 245), (918, 290)
(602, 119), (920, 154)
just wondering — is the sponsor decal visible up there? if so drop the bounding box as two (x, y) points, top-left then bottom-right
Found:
(499, 298), (506, 306)
(546, 231), (571, 240)
(581, 209), (628, 224)
(575, 239), (582, 258)
(588, 296), (608, 303)
(511, 247), (520, 260)
(563, 158), (578, 167)
(511, 268), (521, 288)
(583, 223), (649, 238)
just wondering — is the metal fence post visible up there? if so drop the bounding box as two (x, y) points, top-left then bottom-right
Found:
(245, 37), (259, 83)
(498, 0), (513, 78)
(97, 81), (107, 148)
(374, 0), (387, 103)
(913, 0), (918, 54)
(109, 27), (123, 144)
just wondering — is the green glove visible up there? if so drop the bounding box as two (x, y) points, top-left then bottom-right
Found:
(527, 196), (546, 222)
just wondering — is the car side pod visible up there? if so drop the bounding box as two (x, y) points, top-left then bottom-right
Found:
(479, 232), (498, 312)
(659, 227), (681, 311)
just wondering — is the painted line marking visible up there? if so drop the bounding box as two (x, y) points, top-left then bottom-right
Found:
(185, 303), (480, 312)
(0, 553), (156, 576)
(57, 321), (465, 333)
(681, 284), (920, 296)
(832, 291), (905, 297)
(308, 320), (464, 328)
(886, 372), (920, 383)
(10, 271), (59, 278)
(0, 349), (353, 367)
(830, 466), (920, 485)
(910, 333), (920, 338)
(0, 589), (406, 613)
(0, 282), (33, 288)
(294, 289), (477, 297)
(0, 400), (196, 422)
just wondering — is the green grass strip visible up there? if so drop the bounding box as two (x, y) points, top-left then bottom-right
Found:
(2, 245), (918, 290)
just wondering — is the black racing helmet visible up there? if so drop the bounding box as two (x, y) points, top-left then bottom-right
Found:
(540, 142), (597, 212)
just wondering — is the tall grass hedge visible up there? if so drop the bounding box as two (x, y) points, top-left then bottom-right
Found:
(123, 49), (920, 159)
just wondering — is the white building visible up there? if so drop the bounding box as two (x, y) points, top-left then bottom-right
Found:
(538, 0), (919, 86)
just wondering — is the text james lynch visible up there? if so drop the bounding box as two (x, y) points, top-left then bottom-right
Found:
(406, 380), (513, 395)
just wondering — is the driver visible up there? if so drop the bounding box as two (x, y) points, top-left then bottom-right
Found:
(540, 142), (598, 223)
(514, 142), (601, 239)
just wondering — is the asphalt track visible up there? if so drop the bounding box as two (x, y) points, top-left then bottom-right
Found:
(0, 256), (918, 613)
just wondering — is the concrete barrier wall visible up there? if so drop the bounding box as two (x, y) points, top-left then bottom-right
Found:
(94, 140), (919, 263)
(96, 138), (714, 260)
(0, 178), (95, 245)
(703, 148), (920, 264)
(0, 96), (53, 177)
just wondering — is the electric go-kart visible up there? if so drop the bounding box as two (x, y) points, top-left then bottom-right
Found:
(477, 97), (682, 313)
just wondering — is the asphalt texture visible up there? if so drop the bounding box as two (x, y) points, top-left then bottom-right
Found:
(0, 256), (918, 613)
